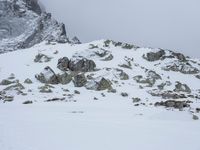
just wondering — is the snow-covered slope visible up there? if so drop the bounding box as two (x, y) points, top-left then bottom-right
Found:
(0, 40), (200, 150)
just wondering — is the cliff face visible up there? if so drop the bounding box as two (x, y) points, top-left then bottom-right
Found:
(0, 0), (69, 53)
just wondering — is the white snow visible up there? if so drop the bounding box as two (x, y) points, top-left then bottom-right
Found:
(0, 40), (200, 150)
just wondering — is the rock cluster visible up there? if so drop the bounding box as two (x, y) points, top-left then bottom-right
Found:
(155, 100), (190, 109)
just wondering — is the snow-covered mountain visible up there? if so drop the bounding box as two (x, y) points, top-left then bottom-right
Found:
(0, 1), (200, 150)
(0, 0), (70, 53)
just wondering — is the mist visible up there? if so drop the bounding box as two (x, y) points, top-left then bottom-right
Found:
(40, 0), (200, 58)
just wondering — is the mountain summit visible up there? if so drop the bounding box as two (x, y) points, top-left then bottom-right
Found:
(0, 0), (69, 53)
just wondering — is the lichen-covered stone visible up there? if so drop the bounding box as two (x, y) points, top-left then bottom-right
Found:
(35, 66), (59, 84)
(174, 82), (191, 94)
(57, 57), (70, 71)
(57, 72), (72, 85)
(73, 74), (87, 87)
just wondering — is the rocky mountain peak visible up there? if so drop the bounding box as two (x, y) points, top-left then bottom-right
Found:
(0, 0), (73, 53)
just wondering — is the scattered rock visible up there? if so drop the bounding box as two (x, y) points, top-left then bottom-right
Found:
(23, 101), (33, 104)
(132, 97), (141, 103)
(108, 89), (117, 93)
(103, 54), (113, 61)
(3, 96), (14, 102)
(143, 50), (165, 61)
(34, 53), (52, 63)
(8, 73), (15, 80)
(72, 36), (81, 44)
(133, 75), (155, 87)
(57, 57), (70, 71)
(57, 72), (72, 85)
(45, 97), (65, 102)
(35, 66), (59, 84)
(0, 79), (14, 85)
(172, 52), (186, 62)
(24, 78), (33, 84)
(149, 90), (187, 99)
(121, 92), (128, 97)
(94, 97), (98, 100)
(38, 85), (53, 93)
(192, 115), (199, 120)
(73, 74), (87, 87)
(74, 90), (80, 94)
(69, 58), (96, 72)
(86, 78), (112, 91)
(4, 82), (25, 91)
(154, 100), (190, 109)
(174, 82), (191, 93)
(163, 61), (199, 74)
(196, 108), (200, 113)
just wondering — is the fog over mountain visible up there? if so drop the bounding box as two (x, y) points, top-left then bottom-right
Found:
(40, 0), (200, 58)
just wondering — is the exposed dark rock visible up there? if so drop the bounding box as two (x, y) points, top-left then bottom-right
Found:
(133, 75), (155, 87)
(149, 90), (187, 99)
(121, 92), (128, 97)
(57, 57), (70, 71)
(45, 97), (65, 102)
(24, 78), (33, 84)
(132, 98), (141, 103)
(4, 82), (25, 91)
(34, 53), (52, 63)
(154, 100), (190, 109)
(69, 58), (96, 72)
(174, 82), (191, 94)
(143, 50), (165, 62)
(74, 90), (80, 94)
(57, 72), (72, 85)
(192, 115), (199, 120)
(23, 100), (33, 104)
(163, 61), (199, 74)
(35, 66), (59, 84)
(73, 74), (87, 87)
(38, 84), (53, 93)
(71, 36), (81, 44)
(172, 52), (187, 62)
(86, 78), (112, 91)
(0, 79), (14, 85)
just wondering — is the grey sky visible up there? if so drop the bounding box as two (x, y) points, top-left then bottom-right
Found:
(40, 0), (200, 58)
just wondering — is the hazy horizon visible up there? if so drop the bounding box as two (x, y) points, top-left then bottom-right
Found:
(40, 0), (200, 58)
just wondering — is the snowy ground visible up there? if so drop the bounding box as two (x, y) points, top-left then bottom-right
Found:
(0, 101), (200, 150)
(0, 40), (200, 150)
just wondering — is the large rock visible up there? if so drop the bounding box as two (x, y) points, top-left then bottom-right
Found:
(73, 74), (87, 87)
(155, 100), (190, 109)
(163, 61), (199, 74)
(69, 58), (96, 72)
(57, 72), (72, 85)
(174, 82), (191, 94)
(86, 78), (112, 91)
(57, 57), (70, 71)
(35, 66), (59, 84)
(143, 50), (165, 62)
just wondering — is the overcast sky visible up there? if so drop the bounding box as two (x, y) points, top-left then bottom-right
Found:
(40, 0), (200, 58)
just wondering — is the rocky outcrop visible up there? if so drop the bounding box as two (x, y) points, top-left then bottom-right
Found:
(35, 66), (59, 84)
(163, 61), (199, 74)
(149, 90), (188, 99)
(68, 58), (96, 72)
(57, 57), (70, 71)
(57, 57), (96, 72)
(0, 0), (69, 53)
(86, 78), (112, 91)
(174, 82), (191, 94)
(73, 74), (87, 87)
(155, 100), (190, 109)
(143, 50), (165, 62)
(57, 72), (72, 85)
